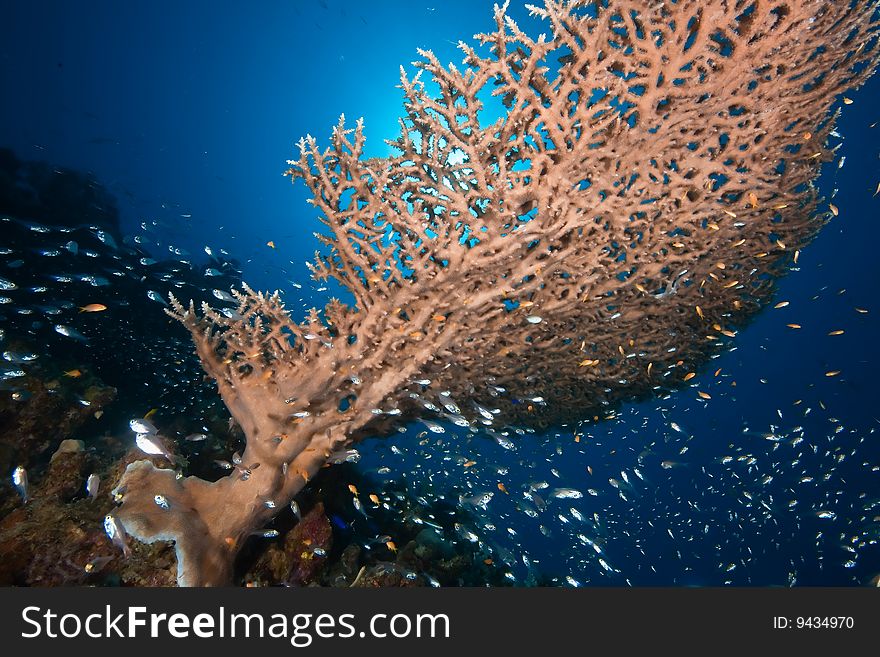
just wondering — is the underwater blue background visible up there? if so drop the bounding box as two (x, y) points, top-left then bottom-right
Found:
(1, 0), (878, 586)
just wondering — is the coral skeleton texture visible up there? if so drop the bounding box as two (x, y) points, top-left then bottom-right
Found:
(112, 0), (879, 585)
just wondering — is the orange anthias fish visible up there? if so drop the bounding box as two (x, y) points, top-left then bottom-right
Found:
(64, 369), (82, 378)
(79, 303), (107, 313)
(266, 241), (276, 249)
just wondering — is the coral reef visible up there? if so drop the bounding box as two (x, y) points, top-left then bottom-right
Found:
(0, 403), (494, 587)
(0, 439), (177, 586)
(112, 0), (880, 585)
(0, 147), (120, 232)
(0, 373), (116, 492)
(0, 149), (252, 585)
(247, 502), (334, 586)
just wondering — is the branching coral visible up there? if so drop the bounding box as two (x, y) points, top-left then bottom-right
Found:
(112, 0), (879, 585)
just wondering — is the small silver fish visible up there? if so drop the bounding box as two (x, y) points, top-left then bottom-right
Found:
(237, 462), (259, 481)
(411, 516), (443, 530)
(154, 494), (170, 509)
(84, 555), (114, 574)
(86, 473), (100, 500)
(95, 230), (117, 249)
(290, 500), (302, 521)
(421, 419), (445, 434)
(22, 220), (50, 232)
(135, 433), (174, 461)
(252, 529), (279, 538)
(598, 557), (615, 572)
(460, 492), (494, 509)
(474, 403), (495, 420)
(448, 414), (470, 428)
(3, 351), (38, 363)
(550, 488), (583, 499)
(147, 290), (168, 305)
(455, 524), (480, 543)
(352, 495), (368, 518)
(54, 324), (88, 341)
(365, 534), (393, 548)
(423, 573), (441, 587)
(79, 274), (109, 287)
(129, 418), (158, 434)
(12, 465), (28, 503)
(327, 449), (361, 465)
(103, 514), (131, 557)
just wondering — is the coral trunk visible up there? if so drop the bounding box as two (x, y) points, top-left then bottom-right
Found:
(113, 445), (328, 586)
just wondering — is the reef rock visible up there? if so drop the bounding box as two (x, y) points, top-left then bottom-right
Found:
(247, 502), (332, 586)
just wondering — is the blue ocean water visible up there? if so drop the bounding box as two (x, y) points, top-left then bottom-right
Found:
(0, 1), (878, 586)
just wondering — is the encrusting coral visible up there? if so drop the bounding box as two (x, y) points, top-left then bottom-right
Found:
(112, 0), (879, 585)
